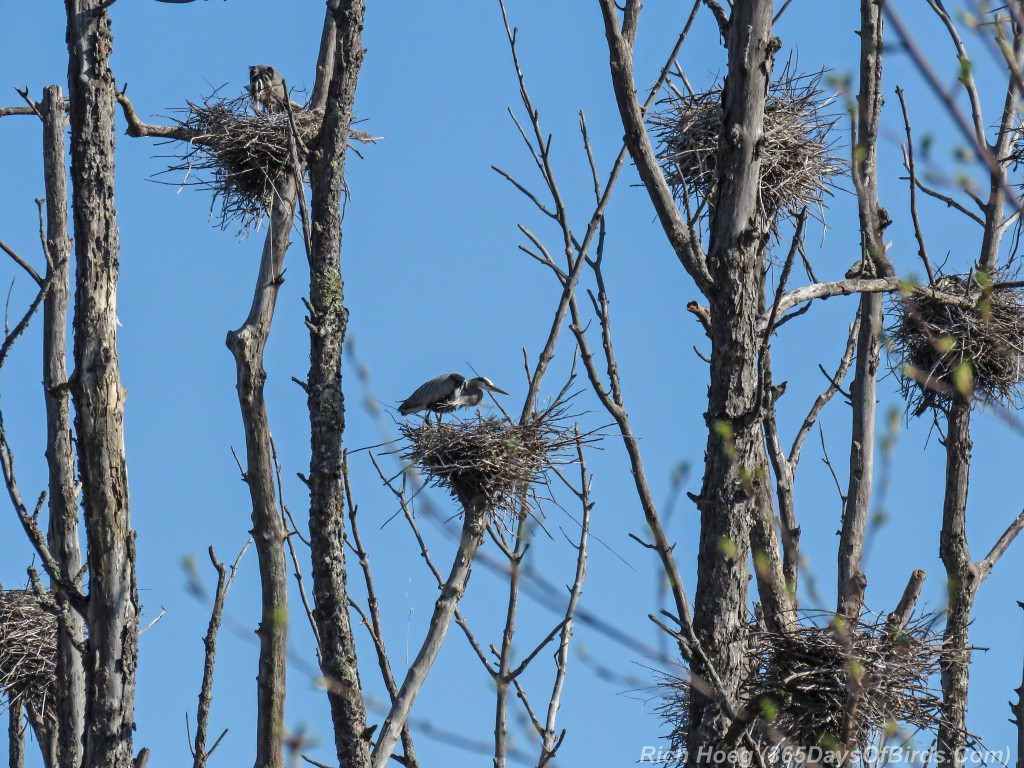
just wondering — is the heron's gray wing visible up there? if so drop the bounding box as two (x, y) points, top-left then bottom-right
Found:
(398, 372), (464, 414)
(269, 68), (287, 100)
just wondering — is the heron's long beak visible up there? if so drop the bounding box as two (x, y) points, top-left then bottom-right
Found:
(486, 383), (509, 395)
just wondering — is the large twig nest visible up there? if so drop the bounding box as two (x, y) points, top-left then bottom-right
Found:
(400, 402), (583, 522)
(651, 67), (843, 233)
(0, 590), (57, 723)
(163, 95), (324, 231)
(658, 612), (972, 762)
(888, 272), (1024, 414)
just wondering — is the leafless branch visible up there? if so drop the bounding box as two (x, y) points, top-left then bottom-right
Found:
(501, 0), (711, 680)
(0, 105), (37, 118)
(0, 415), (86, 612)
(767, 276), (984, 323)
(344, 454), (418, 766)
(886, 569), (927, 634)
(686, 300), (712, 337)
(702, 0), (730, 39)
(225, 165), (296, 768)
(0, 277), (49, 371)
(369, 454), (495, 677)
(978, 508), (1024, 579)
(115, 92), (195, 141)
(925, 0), (988, 146)
(762, 310), (859, 598)
(883, 3), (1024, 234)
(790, 314), (860, 469)
(597, 0), (713, 296)
(271, 437), (320, 651)
(192, 542), (250, 768)
(818, 424), (845, 505)
(895, 87), (935, 284)
(369, 492), (489, 767)
(537, 436), (590, 768)
(0, 238), (44, 286)
(910, 174), (987, 225)
(282, 80), (314, 268)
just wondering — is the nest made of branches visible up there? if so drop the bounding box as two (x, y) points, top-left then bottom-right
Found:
(400, 402), (584, 523)
(0, 590), (57, 723)
(657, 612), (970, 762)
(163, 94), (330, 232)
(888, 272), (1024, 414)
(650, 67), (844, 234)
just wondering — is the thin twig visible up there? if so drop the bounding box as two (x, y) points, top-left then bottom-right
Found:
(896, 86), (936, 284)
(193, 541), (250, 768)
(537, 435), (590, 767)
(282, 79), (314, 268)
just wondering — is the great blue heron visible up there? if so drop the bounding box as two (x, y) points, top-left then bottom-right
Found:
(399, 373), (509, 417)
(248, 65), (287, 112)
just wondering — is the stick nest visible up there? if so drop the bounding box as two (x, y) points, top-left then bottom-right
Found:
(650, 67), (843, 234)
(162, 95), (325, 231)
(0, 590), (57, 724)
(887, 273), (1024, 414)
(658, 612), (970, 761)
(400, 404), (583, 522)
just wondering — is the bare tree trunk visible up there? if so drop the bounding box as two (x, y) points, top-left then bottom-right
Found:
(40, 83), (86, 768)
(937, 399), (977, 768)
(8, 701), (23, 768)
(838, 0), (886, 624)
(64, 4), (138, 768)
(226, 176), (297, 768)
(835, 293), (880, 622)
(305, 3), (371, 768)
(689, 0), (777, 757)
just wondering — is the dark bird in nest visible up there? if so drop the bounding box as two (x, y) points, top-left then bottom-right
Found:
(248, 65), (288, 112)
(399, 373), (509, 418)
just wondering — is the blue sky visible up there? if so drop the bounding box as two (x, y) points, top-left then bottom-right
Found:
(1, 2), (1022, 765)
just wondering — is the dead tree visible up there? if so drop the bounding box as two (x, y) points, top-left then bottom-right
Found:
(304, 2), (373, 768)
(65, 4), (139, 768)
(836, 0), (888, 625)
(226, 174), (296, 768)
(40, 83), (86, 768)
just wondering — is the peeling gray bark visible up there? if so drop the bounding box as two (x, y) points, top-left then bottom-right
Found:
(64, 4), (139, 768)
(688, 0), (778, 758)
(305, 2), (372, 767)
(40, 84), (86, 768)
(226, 176), (297, 768)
